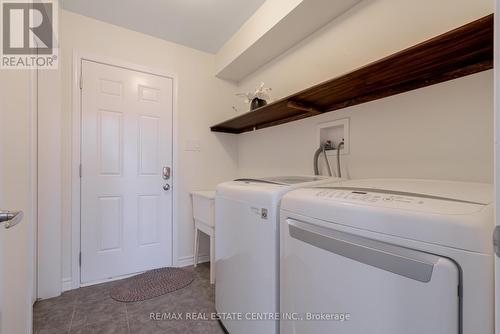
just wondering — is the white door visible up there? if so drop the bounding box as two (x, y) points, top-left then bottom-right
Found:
(81, 60), (173, 284)
(0, 70), (35, 334)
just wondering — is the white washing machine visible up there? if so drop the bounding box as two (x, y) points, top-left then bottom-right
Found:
(215, 176), (340, 334)
(280, 179), (494, 334)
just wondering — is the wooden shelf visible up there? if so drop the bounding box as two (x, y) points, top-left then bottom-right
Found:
(211, 14), (493, 134)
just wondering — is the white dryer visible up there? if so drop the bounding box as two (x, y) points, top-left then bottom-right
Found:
(215, 176), (340, 334)
(280, 179), (494, 334)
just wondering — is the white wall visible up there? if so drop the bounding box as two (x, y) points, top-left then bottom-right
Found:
(235, 0), (494, 183)
(59, 10), (238, 286)
(238, 71), (493, 181)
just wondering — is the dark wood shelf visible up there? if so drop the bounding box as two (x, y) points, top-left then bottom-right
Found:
(211, 14), (493, 134)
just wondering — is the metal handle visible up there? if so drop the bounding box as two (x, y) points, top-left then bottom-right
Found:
(494, 226), (500, 258)
(0, 210), (23, 229)
(163, 183), (170, 191)
(162, 167), (171, 180)
(287, 219), (437, 283)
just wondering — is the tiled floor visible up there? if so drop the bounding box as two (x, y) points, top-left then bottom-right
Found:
(33, 263), (225, 334)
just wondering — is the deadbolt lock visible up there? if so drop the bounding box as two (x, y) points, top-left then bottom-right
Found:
(162, 167), (171, 180)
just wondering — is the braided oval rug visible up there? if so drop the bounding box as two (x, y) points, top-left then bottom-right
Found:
(110, 267), (194, 302)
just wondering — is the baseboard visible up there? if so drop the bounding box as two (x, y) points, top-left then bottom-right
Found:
(80, 272), (142, 288)
(177, 254), (210, 267)
(61, 277), (73, 292)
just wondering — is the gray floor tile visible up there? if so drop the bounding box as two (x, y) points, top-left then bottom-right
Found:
(36, 328), (71, 334)
(128, 316), (188, 334)
(34, 263), (224, 334)
(185, 320), (225, 334)
(33, 307), (74, 332)
(70, 319), (130, 334)
(71, 298), (127, 328)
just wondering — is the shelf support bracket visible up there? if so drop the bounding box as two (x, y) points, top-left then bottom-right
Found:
(287, 101), (320, 113)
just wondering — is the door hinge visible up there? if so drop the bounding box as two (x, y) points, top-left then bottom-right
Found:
(494, 226), (500, 258)
(79, 164), (82, 178)
(79, 73), (83, 90)
(79, 252), (82, 267)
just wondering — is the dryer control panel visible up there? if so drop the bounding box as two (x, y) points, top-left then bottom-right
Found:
(310, 188), (485, 215)
(314, 189), (424, 205)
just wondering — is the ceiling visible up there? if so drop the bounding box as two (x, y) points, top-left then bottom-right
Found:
(61, 0), (266, 53)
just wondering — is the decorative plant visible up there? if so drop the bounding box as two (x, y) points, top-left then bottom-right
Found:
(236, 82), (272, 104)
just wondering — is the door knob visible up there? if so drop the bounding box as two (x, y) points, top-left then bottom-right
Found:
(0, 210), (23, 229)
(163, 184), (170, 191)
(494, 226), (500, 258)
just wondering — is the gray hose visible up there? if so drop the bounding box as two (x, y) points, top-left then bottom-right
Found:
(313, 145), (333, 176)
(313, 147), (322, 175)
(323, 146), (332, 177)
(336, 141), (345, 178)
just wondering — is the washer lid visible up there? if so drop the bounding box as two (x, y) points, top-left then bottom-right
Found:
(281, 179), (494, 253)
(217, 176), (340, 206)
(235, 175), (330, 185)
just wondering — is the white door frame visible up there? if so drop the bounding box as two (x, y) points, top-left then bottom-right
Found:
(71, 52), (179, 289)
(28, 63), (37, 333)
(495, 2), (499, 334)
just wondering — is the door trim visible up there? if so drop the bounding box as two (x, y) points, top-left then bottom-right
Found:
(494, 3), (500, 334)
(28, 62), (37, 333)
(71, 52), (179, 290)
